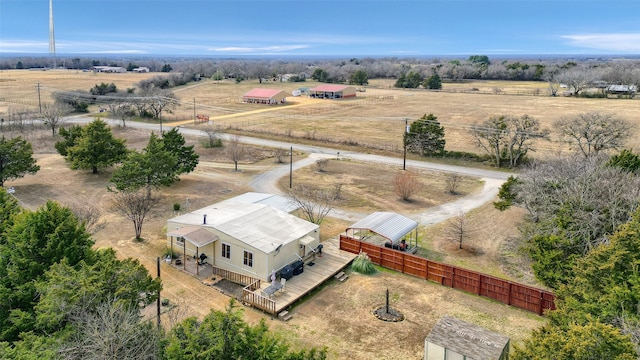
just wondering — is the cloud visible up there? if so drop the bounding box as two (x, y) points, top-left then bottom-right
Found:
(562, 33), (640, 52)
(209, 45), (310, 53)
(0, 40), (48, 53)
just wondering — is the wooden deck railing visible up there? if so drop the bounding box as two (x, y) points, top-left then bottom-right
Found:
(212, 266), (277, 315)
(212, 266), (260, 286)
(340, 235), (556, 315)
(242, 280), (276, 316)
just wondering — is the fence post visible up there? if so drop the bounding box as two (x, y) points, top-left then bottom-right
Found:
(538, 291), (544, 315)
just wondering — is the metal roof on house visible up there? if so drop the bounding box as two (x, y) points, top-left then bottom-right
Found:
(309, 84), (353, 92)
(426, 315), (510, 360)
(242, 88), (287, 99)
(346, 212), (417, 243)
(217, 192), (299, 213)
(168, 202), (318, 254)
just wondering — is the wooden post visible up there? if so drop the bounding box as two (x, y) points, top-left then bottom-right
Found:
(156, 257), (161, 328)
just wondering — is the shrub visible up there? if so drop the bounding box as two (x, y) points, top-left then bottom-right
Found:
(162, 247), (177, 259)
(173, 203), (181, 212)
(350, 252), (377, 275)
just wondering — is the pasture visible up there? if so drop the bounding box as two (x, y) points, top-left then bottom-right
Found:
(3, 69), (639, 161)
(5, 69), (632, 357)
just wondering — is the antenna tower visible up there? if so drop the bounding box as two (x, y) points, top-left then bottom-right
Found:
(49, 0), (56, 69)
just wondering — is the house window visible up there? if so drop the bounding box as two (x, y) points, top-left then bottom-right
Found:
(176, 236), (184, 245)
(222, 243), (231, 259)
(243, 251), (253, 267)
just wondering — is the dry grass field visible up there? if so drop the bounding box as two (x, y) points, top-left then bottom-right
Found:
(8, 69), (626, 357)
(3, 69), (639, 159)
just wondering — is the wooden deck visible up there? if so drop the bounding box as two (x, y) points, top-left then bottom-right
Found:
(258, 237), (357, 314)
(171, 238), (357, 317)
(234, 237), (356, 316)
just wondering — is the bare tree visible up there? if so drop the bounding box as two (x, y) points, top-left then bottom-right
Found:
(504, 114), (549, 167)
(444, 212), (470, 249)
(70, 203), (104, 234)
(144, 88), (178, 119)
(471, 116), (508, 167)
(273, 148), (287, 163)
(445, 173), (462, 194)
(393, 169), (421, 201)
(471, 115), (547, 167)
(554, 67), (593, 96)
(315, 158), (329, 172)
(107, 95), (133, 127)
(202, 126), (222, 148)
(40, 103), (72, 136)
(59, 300), (163, 360)
(226, 134), (245, 171)
(555, 112), (632, 157)
(110, 189), (160, 240)
(288, 184), (336, 224)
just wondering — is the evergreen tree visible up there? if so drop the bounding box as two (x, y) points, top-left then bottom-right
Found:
(110, 132), (178, 193)
(67, 119), (128, 174)
(161, 128), (199, 175)
(404, 114), (446, 156)
(0, 201), (93, 341)
(349, 69), (369, 85)
(0, 136), (40, 187)
(424, 72), (442, 89)
(54, 124), (84, 157)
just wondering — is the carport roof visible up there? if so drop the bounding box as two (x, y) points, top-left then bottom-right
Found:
(346, 212), (417, 243)
(309, 84), (352, 92)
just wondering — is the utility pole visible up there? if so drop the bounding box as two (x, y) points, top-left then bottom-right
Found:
(289, 146), (293, 189)
(37, 82), (42, 113)
(403, 118), (409, 170)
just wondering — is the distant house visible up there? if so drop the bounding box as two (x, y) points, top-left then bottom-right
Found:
(242, 88), (288, 104)
(166, 193), (320, 281)
(132, 67), (149, 73)
(607, 84), (637, 95)
(92, 66), (126, 73)
(308, 84), (356, 99)
(424, 316), (510, 360)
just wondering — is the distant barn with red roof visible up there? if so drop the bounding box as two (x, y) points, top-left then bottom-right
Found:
(242, 88), (288, 104)
(308, 84), (356, 99)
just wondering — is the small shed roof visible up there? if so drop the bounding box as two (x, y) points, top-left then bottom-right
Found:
(167, 226), (219, 247)
(243, 88), (287, 99)
(347, 212), (417, 243)
(426, 315), (510, 360)
(217, 192), (298, 213)
(310, 84), (353, 92)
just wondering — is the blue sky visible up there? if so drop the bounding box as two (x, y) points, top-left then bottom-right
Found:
(1, 0), (639, 57)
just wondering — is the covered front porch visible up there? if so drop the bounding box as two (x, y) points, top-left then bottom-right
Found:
(166, 226), (218, 277)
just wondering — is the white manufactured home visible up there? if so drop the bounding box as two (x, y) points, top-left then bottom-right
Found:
(166, 193), (320, 281)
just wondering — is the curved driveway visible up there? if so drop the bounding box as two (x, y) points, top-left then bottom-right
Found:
(67, 116), (512, 224)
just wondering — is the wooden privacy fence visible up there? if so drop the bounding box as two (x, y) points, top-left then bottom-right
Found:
(340, 235), (556, 315)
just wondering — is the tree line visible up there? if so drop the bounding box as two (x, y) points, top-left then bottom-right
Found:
(4, 55), (640, 94)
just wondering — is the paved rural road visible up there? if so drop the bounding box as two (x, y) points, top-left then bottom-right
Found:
(67, 116), (513, 224)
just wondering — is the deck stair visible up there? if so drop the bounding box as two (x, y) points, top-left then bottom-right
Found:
(334, 271), (348, 282)
(278, 310), (292, 321)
